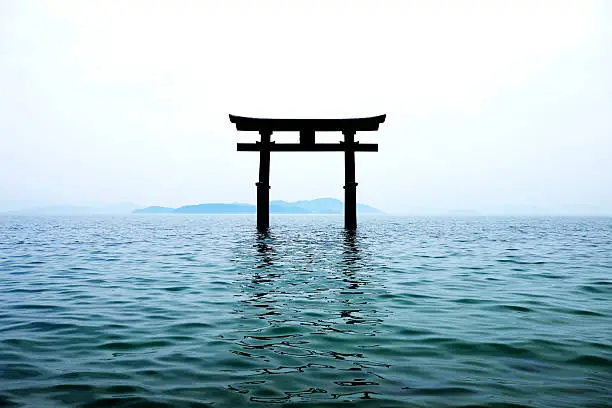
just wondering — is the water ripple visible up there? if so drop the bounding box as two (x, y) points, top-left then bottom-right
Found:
(0, 215), (610, 407)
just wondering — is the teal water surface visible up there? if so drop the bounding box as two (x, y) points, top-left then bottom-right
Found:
(0, 215), (611, 407)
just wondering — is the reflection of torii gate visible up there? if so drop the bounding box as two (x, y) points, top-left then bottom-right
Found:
(229, 114), (386, 231)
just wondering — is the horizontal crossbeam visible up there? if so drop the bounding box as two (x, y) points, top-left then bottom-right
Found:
(237, 143), (378, 152)
(230, 114), (386, 132)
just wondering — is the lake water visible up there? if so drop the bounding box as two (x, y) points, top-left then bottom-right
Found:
(0, 215), (610, 407)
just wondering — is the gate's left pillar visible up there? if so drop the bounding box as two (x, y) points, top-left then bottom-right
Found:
(256, 130), (272, 231)
(343, 130), (358, 230)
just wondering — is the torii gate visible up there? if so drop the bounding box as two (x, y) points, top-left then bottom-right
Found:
(229, 114), (386, 230)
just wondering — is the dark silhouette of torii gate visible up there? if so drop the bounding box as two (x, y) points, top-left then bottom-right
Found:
(229, 114), (386, 231)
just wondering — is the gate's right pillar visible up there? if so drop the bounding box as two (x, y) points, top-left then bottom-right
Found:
(343, 130), (357, 230)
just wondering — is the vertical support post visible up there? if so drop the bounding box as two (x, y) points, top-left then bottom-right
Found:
(256, 130), (272, 231)
(343, 130), (357, 230)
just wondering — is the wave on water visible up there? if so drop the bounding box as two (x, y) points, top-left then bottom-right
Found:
(0, 215), (610, 407)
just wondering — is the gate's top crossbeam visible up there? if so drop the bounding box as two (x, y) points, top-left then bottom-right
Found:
(229, 114), (386, 133)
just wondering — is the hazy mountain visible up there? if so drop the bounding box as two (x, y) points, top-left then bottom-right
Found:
(273, 198), (383, 214)
(134, 198), (382, 214)
(174, 203), (255, 214)
(132, 206), (174, 214)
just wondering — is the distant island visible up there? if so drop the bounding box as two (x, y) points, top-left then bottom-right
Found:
(133, 198), (382, 215)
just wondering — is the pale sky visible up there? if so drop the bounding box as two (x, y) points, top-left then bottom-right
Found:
(1, 0), (611, 214)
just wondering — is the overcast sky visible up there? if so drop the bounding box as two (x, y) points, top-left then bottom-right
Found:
(1, 0), (611, 214)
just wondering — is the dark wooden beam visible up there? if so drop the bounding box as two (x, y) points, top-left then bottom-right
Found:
(256, 130), (271, 231)
(343, 131), (357, 230)
(229, 114), (386, 132)
(237, 143), (378, 152)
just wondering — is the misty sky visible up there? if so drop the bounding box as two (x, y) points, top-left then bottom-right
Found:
(1, 0), (611, 214)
